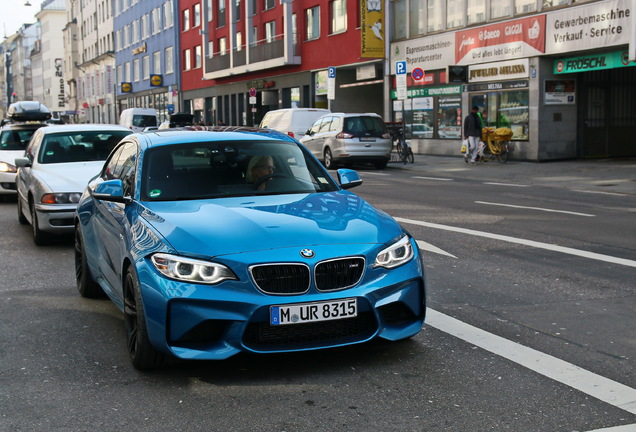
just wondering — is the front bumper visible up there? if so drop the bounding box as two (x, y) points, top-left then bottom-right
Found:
(0, 172), (17, 194)
(136, 243), (426, 360)
(34, 203), (78, 234)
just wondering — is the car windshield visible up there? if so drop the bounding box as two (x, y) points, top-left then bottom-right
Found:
(38, 131), (131, 164)
(343, 116), (387, 137)
(141, 139), (339, 201)
(0, 129), (37, 150)
(133, 115), (157, 127)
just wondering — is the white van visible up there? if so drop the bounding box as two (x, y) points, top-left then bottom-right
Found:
(259, 108), (330, 140)
(119, 108), (159, 132)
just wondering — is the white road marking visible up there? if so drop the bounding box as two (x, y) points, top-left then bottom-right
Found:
(413, 176), (454, 181)
(426, 308), (636, 415)
(584, 424), (636, 432)
(399, 217), (636, 268)
(361, 171), (390, 176)
(483, 182), (531, 187)
(574, 189), (628, 197)
(475, 200), (596, 217)
(416, 240), (457, 258)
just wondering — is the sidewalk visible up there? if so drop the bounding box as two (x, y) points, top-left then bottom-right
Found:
(390, 156), (636, 196)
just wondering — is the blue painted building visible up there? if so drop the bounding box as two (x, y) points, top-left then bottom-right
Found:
(114, 0), (180, 121)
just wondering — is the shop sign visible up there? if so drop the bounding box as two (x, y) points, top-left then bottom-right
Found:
(391, 32), (455, 73)
(121, 82), (132, 93)
(544, 80), (576, 105)
(246, 79), (275, 90)
(464, 80), (529, 92)
(456, 16), (545, 64)
(361, 0), (384, 58)
(390, 84), (461, 99)
(554, 50), (636, 73)
(150, 74), (163, 87)
(132, 42), (147, 55)
(545, 0), (632, 55)
(468, 59), (529, 83)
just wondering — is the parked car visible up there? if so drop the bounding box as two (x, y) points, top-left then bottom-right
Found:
(158, 112), (195, 129)
(119, 108), (159, 132)
(259, 108), (330, 140)
(300, 113), (392, 169)
(74, 127), (426, 370)
(15, 124), (132, 245)
(0, 122), (49, 198)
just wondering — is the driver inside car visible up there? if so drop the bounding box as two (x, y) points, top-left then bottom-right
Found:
(246, 155), (275, 191)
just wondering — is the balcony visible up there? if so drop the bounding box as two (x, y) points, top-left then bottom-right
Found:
(204, 34), (300, 79)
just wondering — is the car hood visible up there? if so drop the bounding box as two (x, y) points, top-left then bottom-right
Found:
(35, 161), (104, 192)
(139, 192), (403, 257)
(0, 150), (25, 164)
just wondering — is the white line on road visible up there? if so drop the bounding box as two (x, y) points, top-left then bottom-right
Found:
(426, 308), (636, 415)
(398, 217), (636, 268)
(412, 176), (454, 181)
(361, 171), (390, 176)
(475, 200), (596, 217)
(416, 240), (457, 258)
(585, 424), (636, 432)
(483, 182), (531, 187)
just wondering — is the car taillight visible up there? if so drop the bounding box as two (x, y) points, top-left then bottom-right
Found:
(287, 131), (295, 138)
(336, 132), (354, 139)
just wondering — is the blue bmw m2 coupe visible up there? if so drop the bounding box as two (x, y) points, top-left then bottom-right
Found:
(74, 126), (426, 370)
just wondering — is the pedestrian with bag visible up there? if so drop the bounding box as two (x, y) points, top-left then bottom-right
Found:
(463, 106), (482, 165)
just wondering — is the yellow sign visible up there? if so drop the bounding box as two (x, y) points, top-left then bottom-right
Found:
(121, 82), (132, 93)
(361, 0), (385, 58)
(150, 74), (163, 87)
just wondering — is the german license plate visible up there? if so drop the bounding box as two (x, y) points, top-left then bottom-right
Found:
(270, 298), (357, 326)
(359, 137), (376, 142)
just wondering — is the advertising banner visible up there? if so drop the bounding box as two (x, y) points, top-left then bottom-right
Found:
(455, 15), (546, 64)
(554, 50), (636, 73)
(468, 59), (530, 83)
(391, 32), (455, 73)
(361, 0), (385, 58)
(545, 0), (632, 54)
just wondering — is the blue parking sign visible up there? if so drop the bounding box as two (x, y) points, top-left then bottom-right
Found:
(328, 67), (336, 79)
(396, 61), (407, 75)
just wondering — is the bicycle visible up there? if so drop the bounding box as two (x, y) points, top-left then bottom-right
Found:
(480, 127), (513, 163)
(385, 122), (414, 164)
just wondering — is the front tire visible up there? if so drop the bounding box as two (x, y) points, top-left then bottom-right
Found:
(324, 148), (336, 170)
(30, 201), (50, 246)
(17, 197), (28, 225)
(124, 266), (163, 370)
(75, 226), (103, 298)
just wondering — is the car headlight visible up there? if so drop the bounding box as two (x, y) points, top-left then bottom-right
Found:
(151, 253), (237, 284)
(374, 235), (414, 269)
(0, 162), (17, 173)
(40, 193), (83, 204)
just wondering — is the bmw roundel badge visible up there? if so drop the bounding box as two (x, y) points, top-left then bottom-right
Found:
(300, 249), (315, 258)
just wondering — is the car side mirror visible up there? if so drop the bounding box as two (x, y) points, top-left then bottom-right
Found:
(337, 169), (362, 190)
(306, 130), (313, 136)
(15, 156), (32, 168)
(91, 179), (131, 204)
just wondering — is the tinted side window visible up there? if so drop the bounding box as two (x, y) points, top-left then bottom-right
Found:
(102, 146), (125, 180)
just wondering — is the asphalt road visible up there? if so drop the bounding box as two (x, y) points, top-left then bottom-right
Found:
(0, 158), (635, 432)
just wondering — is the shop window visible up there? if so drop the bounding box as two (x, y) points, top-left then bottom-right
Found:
(470, 91), (529, 140)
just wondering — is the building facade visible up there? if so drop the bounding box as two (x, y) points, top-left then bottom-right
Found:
(34, 0), (70, 119)
(1, 24), (38, 117)
(114, 0), (180, 122)
(389, 0), (636, 160)
(180, 0), (387, 126)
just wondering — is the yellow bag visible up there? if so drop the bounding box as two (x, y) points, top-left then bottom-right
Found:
(460, 141), (467, 153)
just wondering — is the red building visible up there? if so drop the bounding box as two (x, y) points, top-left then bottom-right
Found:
(180, 0), (386, 125)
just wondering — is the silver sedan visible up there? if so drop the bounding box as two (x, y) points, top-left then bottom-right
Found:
(15, 124), (132, 245)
